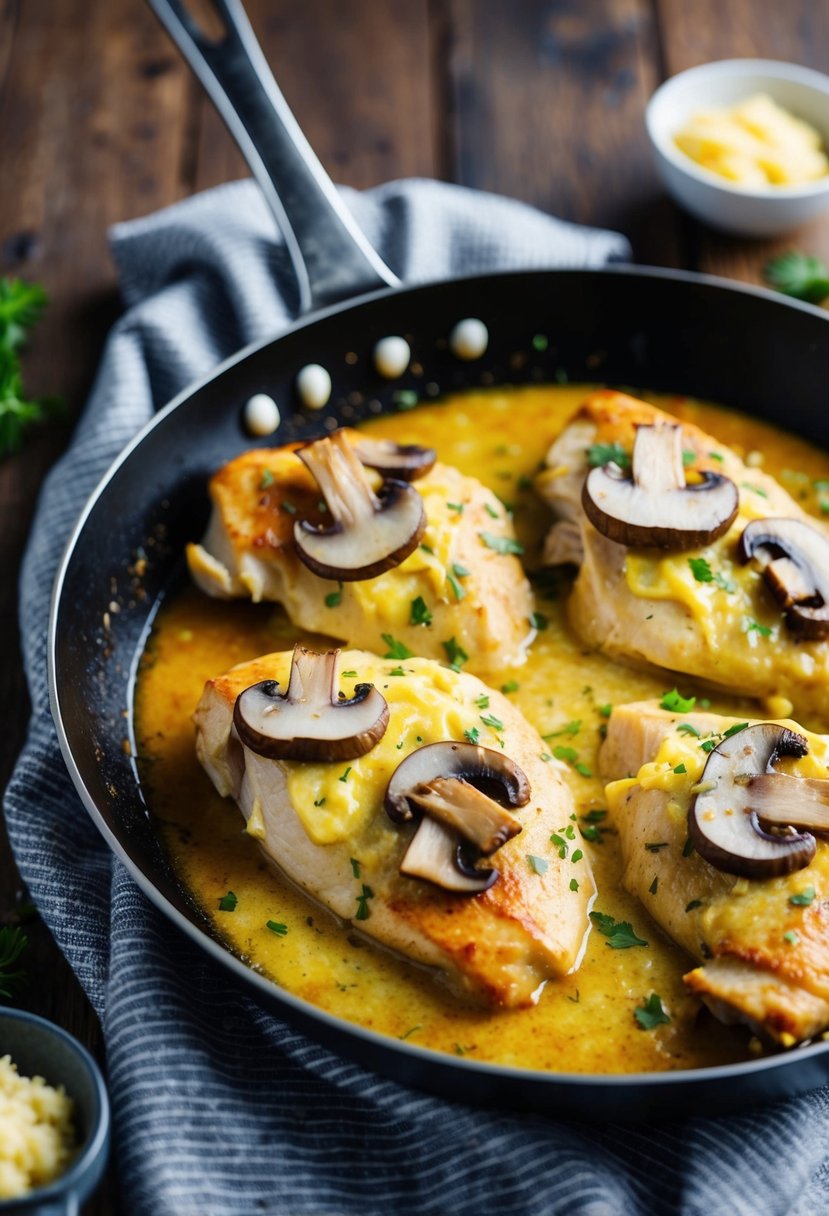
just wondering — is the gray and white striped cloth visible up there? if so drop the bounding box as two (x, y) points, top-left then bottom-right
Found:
(5, 178), (828, 1215)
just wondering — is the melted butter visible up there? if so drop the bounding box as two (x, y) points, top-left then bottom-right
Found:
(135, 384), (829, 1075)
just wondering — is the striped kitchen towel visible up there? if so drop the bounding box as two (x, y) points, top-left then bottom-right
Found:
(7, 176), (827, 1216)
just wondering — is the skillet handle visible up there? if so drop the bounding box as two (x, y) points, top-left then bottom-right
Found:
(146, 0), (400, 313)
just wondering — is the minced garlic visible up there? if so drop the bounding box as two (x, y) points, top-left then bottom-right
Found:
(674, 93), (829, 186)
(0, 1055), (76, 1199)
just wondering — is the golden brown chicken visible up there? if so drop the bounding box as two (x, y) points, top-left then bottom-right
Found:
(195, 645), (595, 1007)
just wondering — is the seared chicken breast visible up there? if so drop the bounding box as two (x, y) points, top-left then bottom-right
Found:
(537, 390), (829, 721)
(187, 430), (534, 677)
(195, 647), (595, 1007)
(601, 700), (829, 1045)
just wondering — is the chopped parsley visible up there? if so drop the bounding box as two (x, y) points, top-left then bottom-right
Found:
(480, 712), (504, 731)
(341, 670), (357, 678)
(501, 680), (519, 694)
(590, 911), (648, 949)
(447, 570), (466, 601)
(485, 502), (500, 519)
(723, 722), (749, 738)
(571, 849), (584, 863)
(313, 797), (326, 807)
(570, 878), (580, 892)
(350, 858), (361, 878)
(741, 482), (768, 498)
(325, 583), (343, 608)
(544, 720), (581, 739)
(447, 501), (464, 514)
(381, 633), (414, 659)
(677, 723), (701, 737)
(464, 727), (481, 745)
(479, 531), (524, 556)
(660, 689), (696, 713)
(789, 887), (816, 907)
(634, 993), (670, 1030)
(673, 763), (687, 774)
(688, 557), (714, 583)
(783, 930), (800, 946)
(338, 767), (352, 783)
(550, 833), (569, 859)
(443, 636), (469, 670)
(387, 666), (406, 676)
(410, 596), (433, 627)
(599, 703), (613, 718)
(586, 442), (630, 470)
(218, 891), (238, 912)
(530, 611), (549, 631)
(452, 562), (471, 578)
(259, 469), (274, 489)
(553, 745), (578, 763)
(575, 762), (592, 777)
(745, 619), (772, 638)
(475, 694), (490, 709)
(685, 899), (704, 912)
(266, 920), (288, 936)
(280, 501), (297, 515)
(355, 884), (374, 921)
(527, 854), (550, 876)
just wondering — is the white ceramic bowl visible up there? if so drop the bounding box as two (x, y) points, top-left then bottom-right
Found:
(646, 59), (829, 236)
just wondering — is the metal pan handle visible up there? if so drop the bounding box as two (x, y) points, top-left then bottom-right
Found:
(146, 0), (400, 313)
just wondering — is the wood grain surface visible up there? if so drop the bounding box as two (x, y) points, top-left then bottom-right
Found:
(2, 1), (829, 1210)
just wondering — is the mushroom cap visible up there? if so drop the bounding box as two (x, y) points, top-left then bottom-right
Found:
(349, 435), (436, 481)
(738, 516), (829, 638)
(233, 647), (389, 762)
(582, 423), (739, 550)
(384, 741), (531, 823)
(294, 431), (426, 581)
(688, 723), (816, 878)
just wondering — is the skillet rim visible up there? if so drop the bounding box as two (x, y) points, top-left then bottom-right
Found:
(47, 263), (829, 1110)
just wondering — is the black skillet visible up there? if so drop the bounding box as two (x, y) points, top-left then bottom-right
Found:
(49, 0), (829, 1119)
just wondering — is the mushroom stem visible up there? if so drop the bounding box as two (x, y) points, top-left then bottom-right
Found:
(738, 517), (829, 638)
(294, 431), (426, 581)
(399, 816), (497, 893)
(582, 422), (739, 551)
(407, 776), (522, 854)
(746, 772), (829, 832)
(233, 645), (389, 762)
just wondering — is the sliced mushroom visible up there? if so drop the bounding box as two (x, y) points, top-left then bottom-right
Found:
(294, 430), (426, 580)
(349, 435), (436, 481)
(385, 742), (531, 821)
(233, 645), (388, 762)
(386, 742), (530, 894)
(582, 423), (739, 550)
(407, 776), (522, 854)
(398, 816), (498, 893)
(738, 517), (829, 638)
(689, 723), (816, 878)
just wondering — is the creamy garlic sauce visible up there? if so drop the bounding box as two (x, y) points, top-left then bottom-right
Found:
(135, 384), (829, 1074)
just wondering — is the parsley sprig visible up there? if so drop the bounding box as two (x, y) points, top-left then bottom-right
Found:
(0, 926), (28, 999)
(0, 277), (61, 457)
(764, 251), (829, 303)
(590, 911), (648, 949)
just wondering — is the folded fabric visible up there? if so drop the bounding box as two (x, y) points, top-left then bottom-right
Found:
(8, 176), (827, 1216)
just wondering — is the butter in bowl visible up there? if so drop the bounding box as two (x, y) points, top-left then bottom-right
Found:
(646, 59), (829, 236)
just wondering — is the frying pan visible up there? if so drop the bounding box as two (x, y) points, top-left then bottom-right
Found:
(49, 0), (829, 1119)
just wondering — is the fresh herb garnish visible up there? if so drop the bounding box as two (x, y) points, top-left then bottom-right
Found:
(634, 992), (670, 1030)
(677, 723), (701, 737)
(527, 854), (549, 876)
(501, 680), (519, 694)
(266, 920), (288, 936)
(0, 926), (28, 998)
(410, 596), (433, 627)
(660, 689), (696, 713)
(339, 767), (352, 783)
(280, 501), (297, 515)
(673, 763), (687, 774)
(480, 712), (504, 731)
(586, 442), (630, 470)
(0, 278), (62, 457)
(745, 619), (773, 638)
(381, 634), (414, 659)
(447, 501), (464, 514)
(544, 720), (581, 739)
(350, 858), (361, 879)
(530, 611), (549, 631)
(569, 878), (580, 892)
(355, 885), (374, 921)
(479, 531), (524, 556)
(553, 745), (578, 763)
(475, 694), (490, 709)
(784, 930), (800, 945)
(325, 583), (343, 608)
(218, 891), (238, 912)
(590, 911), (648, 949)
(723, 722), (749, 738)
(764, 251), (829, 303)
(485, 502), (500, 519)
(443, 636), (469, 670)
(464, 727), (481, 745)
(790, 886), (816, 907)
(259, 469), (274, 489)
(688, 557), (713, 583)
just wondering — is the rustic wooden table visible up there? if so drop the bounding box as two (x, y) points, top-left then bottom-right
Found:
(3, 1), (829, 1210)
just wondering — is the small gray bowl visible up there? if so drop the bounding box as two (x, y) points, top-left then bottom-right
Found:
(0, 1009), (110, 1216)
